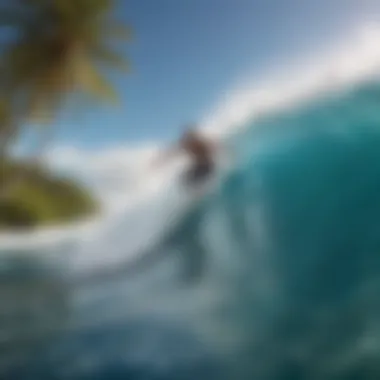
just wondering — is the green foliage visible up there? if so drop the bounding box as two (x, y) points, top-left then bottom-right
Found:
(0, 0), (131, 156)
(0, 161), (99, 230)
(0, 0), (131, 120)
(0, 0), (130, 218)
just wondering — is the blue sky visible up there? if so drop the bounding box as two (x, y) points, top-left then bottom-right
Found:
(37, 0), (380, 149)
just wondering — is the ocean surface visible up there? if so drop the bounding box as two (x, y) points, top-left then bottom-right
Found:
(2, 78), (380, 380)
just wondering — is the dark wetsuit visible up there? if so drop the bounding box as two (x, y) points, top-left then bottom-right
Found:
(182, 136), (214, 185)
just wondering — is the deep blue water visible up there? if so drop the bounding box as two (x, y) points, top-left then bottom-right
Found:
(3, 81), (380, 379)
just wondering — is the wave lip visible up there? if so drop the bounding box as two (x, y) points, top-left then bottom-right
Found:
(202, 23), (380, 137)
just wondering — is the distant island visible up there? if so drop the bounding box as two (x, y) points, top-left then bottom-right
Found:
(0, 161), (99, 231)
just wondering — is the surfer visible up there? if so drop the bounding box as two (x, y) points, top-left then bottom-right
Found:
(154, 125), (218, 185)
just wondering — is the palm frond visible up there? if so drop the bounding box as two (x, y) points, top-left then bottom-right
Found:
(76, 57), (119, 104)
(53, 0), (78, 22)
(91, 44), (130, 72)
(0, 0), (130, 155)
(74, 0), (116, 19)
(104, 23), (133, 41)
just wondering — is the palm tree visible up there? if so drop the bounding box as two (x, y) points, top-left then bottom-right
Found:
(0, 0), (131, 196)
(1, 0), (131, 120)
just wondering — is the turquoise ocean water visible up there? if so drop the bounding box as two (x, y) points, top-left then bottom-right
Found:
(2, 79), (380, 379)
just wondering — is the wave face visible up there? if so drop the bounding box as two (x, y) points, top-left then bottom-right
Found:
(3, 80), (380, 379)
